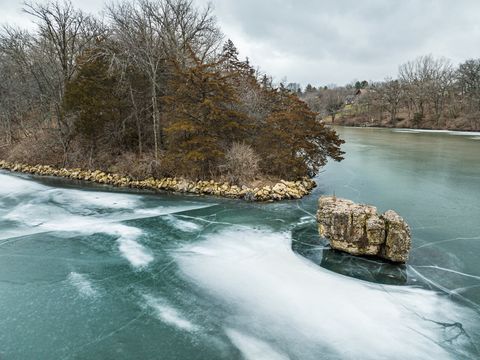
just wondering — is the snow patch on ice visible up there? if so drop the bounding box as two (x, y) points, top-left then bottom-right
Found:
(393, 128), (480, 138)
(116, 228), (153, 268)
(225, 329), (289, 360)
(143, 294), (198, 332)
(0, 172), (216, 268)
(0, 173), (45, 196)
(175, 227), (478, 360)
(68, 272), (97, 298)
(164, 215), (202, 232)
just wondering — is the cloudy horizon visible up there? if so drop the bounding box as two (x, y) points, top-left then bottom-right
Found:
(2, 0), (480, 87)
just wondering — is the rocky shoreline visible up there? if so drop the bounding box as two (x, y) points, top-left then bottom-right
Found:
(0, 160), (316, 202)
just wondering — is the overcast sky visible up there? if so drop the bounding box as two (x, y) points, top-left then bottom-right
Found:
(2, 0), (480, 87)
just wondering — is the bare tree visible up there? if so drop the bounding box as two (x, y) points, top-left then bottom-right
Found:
(457, 59), (480, 111)
(23, 1), (102, 84)
(14, 0), (104, 164)
(0, 28), (35, 143)
(323, 89), (345, 123)
(377, 78), (403, 125)
(429, 58), (455, 125)
(399, 55), (454, 126)
(150, 0), (221, 63)
(107, 0), (221, 160)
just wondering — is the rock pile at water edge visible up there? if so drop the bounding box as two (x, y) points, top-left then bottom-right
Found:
(0, 160), (316, 202)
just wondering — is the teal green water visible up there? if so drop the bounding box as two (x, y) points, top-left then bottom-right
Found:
(1, 127), (479, 359)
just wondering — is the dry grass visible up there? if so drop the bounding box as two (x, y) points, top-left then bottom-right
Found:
(222, 142), (260, 185)
(7, 130), (63, 166)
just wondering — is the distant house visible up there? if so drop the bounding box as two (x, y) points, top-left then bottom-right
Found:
(345, 89), (369, 105)
(355, 88), (369, 97)
(344, 95), (356, 105)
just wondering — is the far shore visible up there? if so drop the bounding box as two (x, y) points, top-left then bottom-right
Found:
(328, 123), (480, 135)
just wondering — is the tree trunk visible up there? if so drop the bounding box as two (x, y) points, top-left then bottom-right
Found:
(5, 117), (12, 145)
(151, 82), (159, 161)
(88, 142), (95, 168)
(390, 110), (397, 126)
(129, 85), (143, 155)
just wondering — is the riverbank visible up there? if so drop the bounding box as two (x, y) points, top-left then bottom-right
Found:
(329, 124), (480, 136)
(0, 160), (316, 201)
(324, 114), (480, 132)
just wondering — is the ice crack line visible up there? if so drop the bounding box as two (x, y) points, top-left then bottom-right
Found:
(413, 265), (480, 281)
(408, 266), (480, 313)
(413, 236), (480, 250)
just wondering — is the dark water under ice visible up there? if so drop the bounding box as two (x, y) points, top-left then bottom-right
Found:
(1, 127), (479, 359)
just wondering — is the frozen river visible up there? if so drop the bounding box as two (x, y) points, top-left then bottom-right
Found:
(1, 126), (479, 359)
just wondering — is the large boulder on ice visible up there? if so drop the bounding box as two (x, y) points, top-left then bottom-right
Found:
(316, 196), (411, 263)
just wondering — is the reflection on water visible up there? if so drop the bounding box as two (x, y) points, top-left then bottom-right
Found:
(291, 221), (408, 285)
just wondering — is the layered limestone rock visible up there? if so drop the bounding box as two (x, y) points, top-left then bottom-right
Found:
(317, 196), (411, 263)
(0, 160), (316, 202)
(381, 210), (412, 262)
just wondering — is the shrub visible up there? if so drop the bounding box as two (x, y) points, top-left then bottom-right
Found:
(7, 130), (63, 166)
(412, 112), (423, 128)
(109, 151), (164, 180)
(222, 142), (260, 185)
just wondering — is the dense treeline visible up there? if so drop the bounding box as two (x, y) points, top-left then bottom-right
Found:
(301, 55), (480, 131)
(0, 0), (344, 183)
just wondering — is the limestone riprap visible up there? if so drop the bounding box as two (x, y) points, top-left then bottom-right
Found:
(0, 160), (316, 202)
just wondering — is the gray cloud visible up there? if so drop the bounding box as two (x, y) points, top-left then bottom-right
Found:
(2, 0), (480, 86)
(205, 0), (480, 85)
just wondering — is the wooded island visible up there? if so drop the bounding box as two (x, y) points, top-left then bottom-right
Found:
(0, 0), (344, 193)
